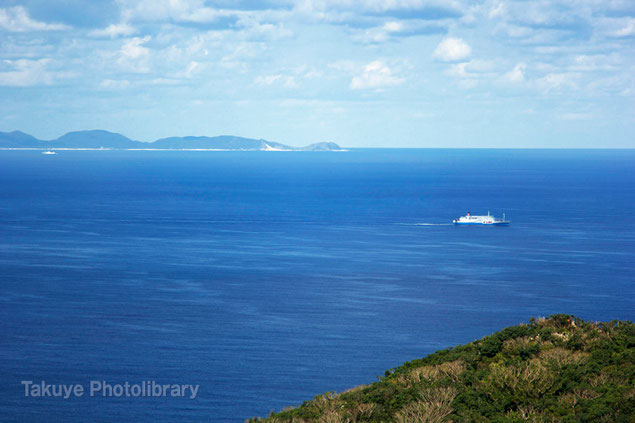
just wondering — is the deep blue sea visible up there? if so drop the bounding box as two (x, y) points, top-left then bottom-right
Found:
(0, 149), (633, 422)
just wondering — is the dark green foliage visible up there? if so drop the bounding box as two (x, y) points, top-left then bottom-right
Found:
(480, 335), (503, 357)
(250, 315), (634, 423)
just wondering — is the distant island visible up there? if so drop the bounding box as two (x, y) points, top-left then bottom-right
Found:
(0, 130), (344, 151)
(250, 315), (634, 422)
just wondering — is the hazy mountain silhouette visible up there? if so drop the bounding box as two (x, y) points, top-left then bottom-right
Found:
(0, 130), (343, 150)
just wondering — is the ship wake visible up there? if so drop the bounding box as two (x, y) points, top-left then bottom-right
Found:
(399, 223), (453, 226)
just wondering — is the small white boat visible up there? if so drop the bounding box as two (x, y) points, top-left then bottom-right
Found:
(42, 151), (57, 155)
(453, 211), (509, 225)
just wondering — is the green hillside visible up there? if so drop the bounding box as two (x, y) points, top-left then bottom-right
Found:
(250, 315), (633, 423)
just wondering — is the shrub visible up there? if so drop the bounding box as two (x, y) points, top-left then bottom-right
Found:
(251, 316), (633, 423)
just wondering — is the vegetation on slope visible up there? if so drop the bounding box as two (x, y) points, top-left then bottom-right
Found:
(249, 315), (634, 422)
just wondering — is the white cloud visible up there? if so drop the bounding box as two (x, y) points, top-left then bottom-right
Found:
(0, 59), (54, 86)
(147, 77), (181, 85)
(505, 63), (526, 82)
(100, 79), (131, 89)
(255, 74), (282, 85)
(0, 6), (70, 32)
(448, 59), (496, 78)
(569, 55), (617, 72)
(493, 0), (590, 32)
(254, 74), (297, 88)
(295, 0), (458, 14)
(120, 0), (234, 23)
(353, 21), (403, 43)
(488, 1), (505, 18)
(122, 36), (150, 59)
(610, 17), (635, 37)
(447, 62), (469, 77)
(182, 61), (201, 78)
(90, 23), (137, 38)
(351, 20), (445, 44)
(433, 37), (471, 62)
(298, 65), (324, 79)
(383, 21), (404, 32)
(117, 36), (152, 73)
(253, 65), (321, 88)
(236, 18), (293, 41)
(537, 73), (578, 92)
(350, 60), (404, 90)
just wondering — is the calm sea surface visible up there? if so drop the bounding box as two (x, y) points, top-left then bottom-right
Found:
(0, 149), (633, 422)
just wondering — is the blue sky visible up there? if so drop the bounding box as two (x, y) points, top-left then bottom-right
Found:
(0, 0), (633, 147)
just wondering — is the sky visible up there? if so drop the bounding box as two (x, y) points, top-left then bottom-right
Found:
(0, 0), (634, 148)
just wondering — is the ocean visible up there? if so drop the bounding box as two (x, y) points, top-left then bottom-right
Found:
(0, 149), (633, 422)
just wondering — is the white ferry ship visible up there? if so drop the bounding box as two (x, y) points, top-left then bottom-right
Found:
(453, 211), (509, 225)
(42, 150), (57, 155)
